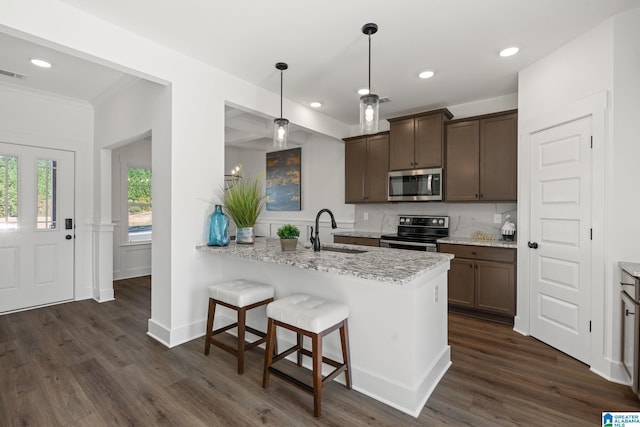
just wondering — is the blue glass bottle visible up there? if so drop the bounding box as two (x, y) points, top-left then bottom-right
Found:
(207, 205), (230, 246)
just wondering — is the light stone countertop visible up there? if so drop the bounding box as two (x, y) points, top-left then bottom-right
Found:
(197, 237), (453, 285)
(332, 231), (383, 239)
(437, 237), (518, 249)
(619, 262), (640, 278)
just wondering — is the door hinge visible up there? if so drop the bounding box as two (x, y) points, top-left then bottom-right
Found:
(590, 228), (593, 240)
(589, 321), (592, 332)
(590, 135), (593, 148)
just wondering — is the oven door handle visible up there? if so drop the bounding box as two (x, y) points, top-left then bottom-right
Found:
(380, 239), (434, 247)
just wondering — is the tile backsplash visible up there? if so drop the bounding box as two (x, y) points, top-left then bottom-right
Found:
(354, 202), (517, 238)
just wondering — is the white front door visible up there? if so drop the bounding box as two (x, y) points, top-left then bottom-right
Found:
(529, 116), (592, 364)
(0, 142), (75, 313)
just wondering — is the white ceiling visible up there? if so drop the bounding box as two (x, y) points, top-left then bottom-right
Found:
(1, 0), (638, 146)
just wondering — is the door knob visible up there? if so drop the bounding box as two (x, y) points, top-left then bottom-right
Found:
(528, 241), (538, 249)
(65, 234), (72, 240)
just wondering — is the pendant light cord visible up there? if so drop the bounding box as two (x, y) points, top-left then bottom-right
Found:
(368, 33), (372, 92)
(280, 69), (283, 119)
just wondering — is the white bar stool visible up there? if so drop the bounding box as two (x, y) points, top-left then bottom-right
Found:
(262, 294), (352, 417)
(204, 279), (274, 374)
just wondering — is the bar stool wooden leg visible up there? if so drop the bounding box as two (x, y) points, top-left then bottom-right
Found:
(237, 306), (246, 374)
(296, 333), (303, 366)
(340, 320), (352, 389)
(312, 331), (323, 417)
(204, 299), (216, 355)
(262, 318), (276, 388)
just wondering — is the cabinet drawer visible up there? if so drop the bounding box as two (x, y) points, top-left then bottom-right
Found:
(333, 235), (380, 247)
(439, 243), (515, 263)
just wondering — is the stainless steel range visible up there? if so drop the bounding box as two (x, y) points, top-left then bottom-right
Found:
(380, 215), (449, 252)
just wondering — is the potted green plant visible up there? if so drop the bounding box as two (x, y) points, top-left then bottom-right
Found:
(221, 170), (265, 244)
(276, 224), (300, 251)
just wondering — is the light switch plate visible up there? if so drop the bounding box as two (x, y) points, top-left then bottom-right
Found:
(364, 212), (369, 221)
(494, 214), (502, 224)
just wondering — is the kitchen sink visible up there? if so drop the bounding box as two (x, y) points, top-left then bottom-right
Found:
(320, 246), (368, 254)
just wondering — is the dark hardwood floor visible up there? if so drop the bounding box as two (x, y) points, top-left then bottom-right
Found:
(1, 276), (638, 426)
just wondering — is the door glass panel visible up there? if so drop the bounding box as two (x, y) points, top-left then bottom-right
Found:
(37, 159), (57, 230)
(0, 155), (18, 230)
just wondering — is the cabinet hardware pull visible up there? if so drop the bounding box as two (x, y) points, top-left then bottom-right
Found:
(475, 193), (478, 198)
(626, 309), (635, 316)
(528, 241), (539, 249)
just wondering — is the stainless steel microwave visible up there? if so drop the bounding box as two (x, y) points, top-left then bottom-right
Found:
(388, 168), (443, 201)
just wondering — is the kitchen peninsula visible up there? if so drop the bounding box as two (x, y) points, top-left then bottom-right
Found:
(197, 238), (453, 417)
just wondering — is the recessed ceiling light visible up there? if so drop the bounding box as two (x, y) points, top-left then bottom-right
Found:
(310, 101), (322, 108)
(418, 70), (434, 79)
(357, 88), (370, 95)
(30, 58), (52, 68)
(499, 47), (519, 57)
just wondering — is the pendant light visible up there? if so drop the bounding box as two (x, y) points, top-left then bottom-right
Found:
(359, 23), (379, 134)
(273, 62), (289, 149)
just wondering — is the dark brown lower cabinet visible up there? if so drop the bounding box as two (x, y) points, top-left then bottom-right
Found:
(448, 258), (475, 307)
(440, 243), (516, 319)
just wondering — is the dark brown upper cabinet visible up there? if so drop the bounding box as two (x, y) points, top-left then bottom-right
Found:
(344, 132), (389, 203)
(388, 108), (453, 171)
(445, 110), (517, 202)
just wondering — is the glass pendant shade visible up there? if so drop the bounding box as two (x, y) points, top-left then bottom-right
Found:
(273, 117), (289, 149)
(359, 93), (380, 134)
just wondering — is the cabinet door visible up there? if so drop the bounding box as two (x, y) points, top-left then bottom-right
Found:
(366, 133), (390, 202)
(344, 138), (367, 203)
(474, 260), (515, 316)
(448, 258), (475, 308)
(480, 113), (517, 201)
(415, 114), (443, 168)
(389, 118), (415, 170)
(445, 121), (480, 201)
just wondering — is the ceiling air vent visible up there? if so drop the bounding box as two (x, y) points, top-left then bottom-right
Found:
(0, 69), (26, 80)
(379, 96), (391, 103)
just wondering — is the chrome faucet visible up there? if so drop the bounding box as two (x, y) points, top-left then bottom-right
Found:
(310, 208), (337, 251)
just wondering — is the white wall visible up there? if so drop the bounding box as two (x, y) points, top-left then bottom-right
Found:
(111, 137), (152, 280)
(3, 0), (352, 347)
(517, 9), (640, 383)
(0, 84), (94, 300)
(610, 9), (640, 280)
(225, 134), (355, 245)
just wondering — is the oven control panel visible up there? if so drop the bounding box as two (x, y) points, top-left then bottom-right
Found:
(398, 216), (449, 228)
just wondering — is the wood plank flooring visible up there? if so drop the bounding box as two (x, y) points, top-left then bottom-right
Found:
(1, 276), (638, 426)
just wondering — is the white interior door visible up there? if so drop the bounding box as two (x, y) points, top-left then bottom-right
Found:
(529, 116), (592, 364)
(0, 142), (75, 313)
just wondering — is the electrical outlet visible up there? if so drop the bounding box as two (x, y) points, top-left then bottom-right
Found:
(494, 214), (502, 224)
(434, 285), (439, 303)
(363, 212), (369, 221)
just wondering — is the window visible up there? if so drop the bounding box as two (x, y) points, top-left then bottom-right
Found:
(0, 155), (18, 230)
(37, 159), (57, 230)
(127, 167), (152, 242)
